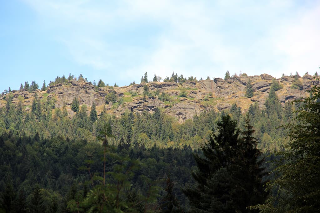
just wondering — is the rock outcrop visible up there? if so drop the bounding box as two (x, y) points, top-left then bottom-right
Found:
(1, 74), (317, 123)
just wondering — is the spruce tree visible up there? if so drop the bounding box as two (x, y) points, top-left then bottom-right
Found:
(0, 181), (16, 213)
(239, 115), (268, 210)
(184, 114), (267, 212)
(160, 176), (183, 213)
(97, 79), (105, 87)
(14, 189), (27, 213)
(29, 185), (44, 213)
(90, 102), (97, 123)
(224, 71), (230, 80)
(41, 80), (46, 91)
(245, 79), (254, 98)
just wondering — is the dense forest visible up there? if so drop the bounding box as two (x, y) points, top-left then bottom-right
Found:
(0, 74), (319, 212)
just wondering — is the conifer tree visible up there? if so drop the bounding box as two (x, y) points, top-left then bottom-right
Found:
(0, 181), (16, 213)
(41, 80), (46, 91)
(245, 79), (254, 98)
(153, 74), (158, 82)
(90, 102), (97, 123)
(160, 176), (183, 213)
(184, 114), (266, 212)
(14, 189), (27, 213)
(224, 71), (230, 80)
(29, 185), (44, 213)
(71, 97), (80, 113)
(97, 79), (105, 87)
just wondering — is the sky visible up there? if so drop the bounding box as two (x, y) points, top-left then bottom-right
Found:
(1, 0), (320, 92)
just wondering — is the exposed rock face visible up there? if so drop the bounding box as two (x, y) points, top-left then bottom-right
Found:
(253, 81), (271, 92)
(0, 73), (317, 123)
(167, 102), (201, 122)
(46, 81), (105, 108)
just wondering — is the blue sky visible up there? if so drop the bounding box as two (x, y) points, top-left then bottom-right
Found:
(1, 0), (320, 92)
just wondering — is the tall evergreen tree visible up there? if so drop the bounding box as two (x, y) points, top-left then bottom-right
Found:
(14, 189), (27, 213)
(0, 181), (16, 213)
(184, 115), (266, 212)
(29, 185), (44, 213)
(239, 115), (268, 211)
(245, 79), (254, 98)
(90, 102), (98, 123)
(160, 176), (183, 213)
(224, 71), (230, 80)
(41, 80), (46, 91)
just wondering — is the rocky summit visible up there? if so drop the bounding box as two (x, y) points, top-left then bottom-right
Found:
(1, 73), (318, 122)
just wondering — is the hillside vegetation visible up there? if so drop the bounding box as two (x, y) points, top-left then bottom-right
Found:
(0, 72), (318, 151)
(1, 72), (320, 212)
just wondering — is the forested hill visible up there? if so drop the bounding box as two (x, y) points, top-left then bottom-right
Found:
(1, 73), (320, 212)
(0, 72), (317, 123)
(0, 72), (319, 151)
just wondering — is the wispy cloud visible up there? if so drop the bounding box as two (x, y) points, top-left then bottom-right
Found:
(22, 0), (320, 83)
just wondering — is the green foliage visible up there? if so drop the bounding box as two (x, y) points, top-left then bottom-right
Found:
(170, 72), (178, 83)
(179, 90), (187, 98)
(30, 81), (39, 92)
(153, 74), (158, 82)
(291, 78), (303, 90)
(29, 185), (44, 213)
(0, 181), (16, 213)
(187, 76), (197, 82)
(41, 80), (47, 91)
(159, 92), (171, 102)
(90, 102), (98, 123)
(97, 79), (106, 87)
(258, 84), (320, 212)
(271, 79), (282, 91)
(265, 84), (282, 118)
(141, 72), (148, 83)
(105, 89), (118, 104)
(224, 70), (230, 80)
(143, 85), (149, 97)
(245, 79), (254, 98)
(184, 115), (267, 212)
(71, 97), (80, 112)
(24, 81), (30, 91)
(160, 176), (183, 213)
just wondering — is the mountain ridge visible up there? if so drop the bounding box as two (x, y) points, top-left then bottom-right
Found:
(1, 73), (318, 122)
